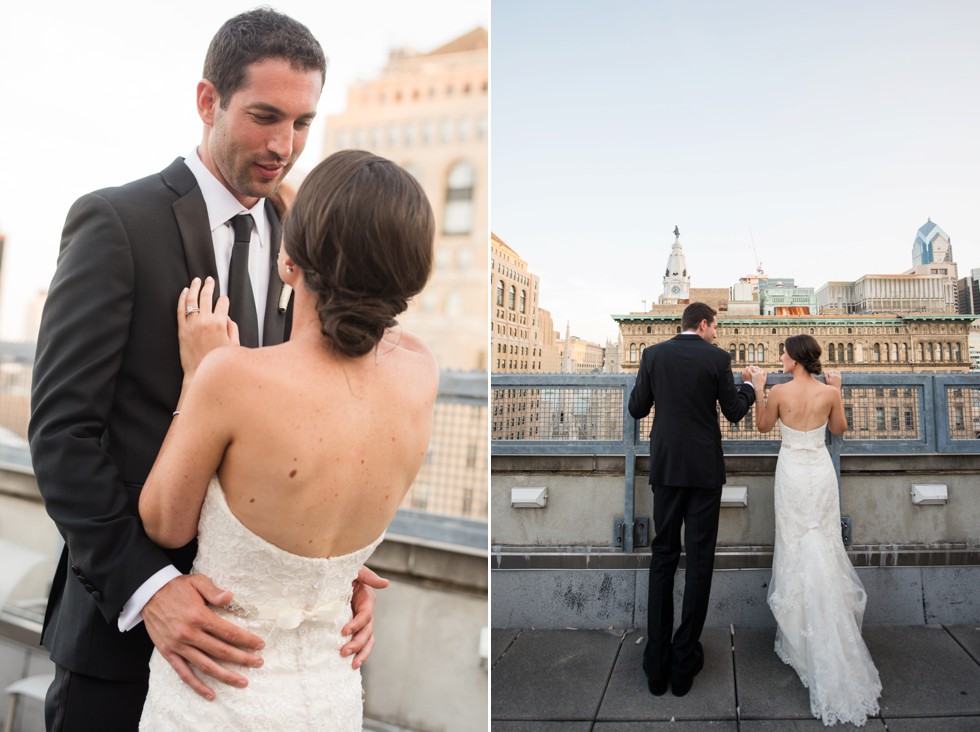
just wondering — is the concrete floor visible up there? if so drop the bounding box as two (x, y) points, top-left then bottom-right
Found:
(491, 624), (980, 730)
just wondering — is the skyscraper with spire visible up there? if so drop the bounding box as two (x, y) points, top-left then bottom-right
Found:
(661, 225), (691, 304)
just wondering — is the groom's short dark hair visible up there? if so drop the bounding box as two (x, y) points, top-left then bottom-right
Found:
(203, 8), (327, 108)
(682, 302), (716, 331)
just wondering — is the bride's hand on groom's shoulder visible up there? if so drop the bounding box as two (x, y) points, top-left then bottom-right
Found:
(341, 566), (390, 669)
(177, 277), (241, 380)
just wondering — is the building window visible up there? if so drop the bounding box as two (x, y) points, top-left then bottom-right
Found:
(496, 280), (504, 307)
(902, 343), (908, 362)
(729, 344), (736, 361)
(873, 343), (881, 362)
(956, 343), (963, 361)
(443, 161), (475, 235)
(828, 343), (836, 361)
(890, 407), (900, 431)
(905, 409), (915, 430)
(739, 344), (746, 362)
(847, 343), (854, 362)
(918, 343), (924, 362)
(748, 344), (756, 363)
(519, 289), (526, 314)
(458, 116), (471, 141)
(440, 118), (453, 143)
(758, 344), (765, 362)
(630, 343), (637, 362)
(508, 286), (516, 310)
(875, 407), (885, 431)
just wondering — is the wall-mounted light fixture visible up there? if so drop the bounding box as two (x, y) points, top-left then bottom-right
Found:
(511, 486), (547, 508)
(721, 486), (748, 508)
(911, 483), (948, 505)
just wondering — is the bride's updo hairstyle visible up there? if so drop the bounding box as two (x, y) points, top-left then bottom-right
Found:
(282, 150), (434, 356)
(784, 334), (823, 375)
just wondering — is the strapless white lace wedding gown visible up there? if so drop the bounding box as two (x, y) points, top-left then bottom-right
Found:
(768, 422), (881, 727)
(140, 477), (383, 731)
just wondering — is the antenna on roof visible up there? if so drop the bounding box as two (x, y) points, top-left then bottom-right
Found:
(749, 226), (764, 277)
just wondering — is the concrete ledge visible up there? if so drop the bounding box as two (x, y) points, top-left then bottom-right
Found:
(491, 566), (980, 629)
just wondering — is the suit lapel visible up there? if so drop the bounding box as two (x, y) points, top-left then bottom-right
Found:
(164, 159), (221, 307)
(261, 198), (291, 345)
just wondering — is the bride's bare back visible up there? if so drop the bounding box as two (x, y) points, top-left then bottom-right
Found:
(207, 332), (437, 558)
(769, 377), (843, 433)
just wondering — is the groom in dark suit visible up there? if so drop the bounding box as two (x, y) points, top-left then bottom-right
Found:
(628, 301), (755, 697)
(29, 10), (381, 731)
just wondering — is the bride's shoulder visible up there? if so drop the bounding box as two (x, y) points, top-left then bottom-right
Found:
(381, 329), (439, 388)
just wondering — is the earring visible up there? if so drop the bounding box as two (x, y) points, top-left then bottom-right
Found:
(285, 264), (294, 273)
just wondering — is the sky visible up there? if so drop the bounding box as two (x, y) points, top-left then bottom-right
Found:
(0, 0), (488, 341)
(492, 0), (980, 344)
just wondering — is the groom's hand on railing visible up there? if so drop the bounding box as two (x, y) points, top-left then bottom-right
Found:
(342, 566), (390, 669)
(143, 573), (265, 700)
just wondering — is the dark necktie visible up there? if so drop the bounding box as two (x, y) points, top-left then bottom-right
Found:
(229, 214), (260, 347)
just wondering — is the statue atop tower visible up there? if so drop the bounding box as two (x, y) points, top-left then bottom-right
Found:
(661, 225), (691, 304)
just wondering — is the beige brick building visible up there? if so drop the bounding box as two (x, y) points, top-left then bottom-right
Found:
(321, 28), (488, 371)
(491, 232), (560, 373)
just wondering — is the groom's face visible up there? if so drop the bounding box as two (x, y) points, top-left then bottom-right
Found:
(699, 317), (718, 343)
(198, 57), (324, 208)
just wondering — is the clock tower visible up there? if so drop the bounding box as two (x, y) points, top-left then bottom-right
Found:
(661, 225), (691, 304)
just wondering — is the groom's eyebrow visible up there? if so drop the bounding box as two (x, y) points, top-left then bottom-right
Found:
(248, 101), (317, 120)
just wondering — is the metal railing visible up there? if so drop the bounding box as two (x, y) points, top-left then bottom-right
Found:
(0, 343), (487, 550)
(491, 372), (980, 551)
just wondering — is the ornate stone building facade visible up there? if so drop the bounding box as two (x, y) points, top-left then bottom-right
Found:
(614, 314), (973, 374)
(321, 28), (488, 371)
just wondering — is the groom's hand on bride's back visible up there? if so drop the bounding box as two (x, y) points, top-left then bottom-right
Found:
(143, 573), (265, 700)
(341, 566), (390, 669)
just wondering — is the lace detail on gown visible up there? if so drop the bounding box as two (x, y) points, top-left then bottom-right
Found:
(140, 477), (383, 732)
(768, 422), (881, 727)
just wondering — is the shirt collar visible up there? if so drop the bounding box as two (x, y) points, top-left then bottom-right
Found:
(183, 148), (269, 246)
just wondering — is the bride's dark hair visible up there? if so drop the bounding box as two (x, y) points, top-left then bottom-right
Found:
(785, 334), (822, 375)
(282, 150), (434, 356)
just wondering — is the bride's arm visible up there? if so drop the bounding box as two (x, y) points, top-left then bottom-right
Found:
(825, 369), (848, 435)
(752, 369), (779, 433)
(139, 278), (237, 548)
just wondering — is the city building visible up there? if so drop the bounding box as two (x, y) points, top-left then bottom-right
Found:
(759, 279), (817, 316)
(321, 28), (488, 371)
(912, 218), (953, 267)
(491, 232), (561, 373)
(557, 324), (606, 373)
(816, 273), (957, 315)
(614, 313), (973, 374)
(958, 268), (980, 315)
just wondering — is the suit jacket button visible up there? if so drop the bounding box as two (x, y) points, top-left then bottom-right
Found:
(91, 591), (102, 601)
(71, 565), (81, 576)
(83, 583), (95, 592)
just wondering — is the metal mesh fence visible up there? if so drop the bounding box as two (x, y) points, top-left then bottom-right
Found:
(488, 376), (975, 447)
(406, 391), (488, 520)
(843, 386), (922, 440)
(491, 386), (624, 441)
(946, 385), (980, 440)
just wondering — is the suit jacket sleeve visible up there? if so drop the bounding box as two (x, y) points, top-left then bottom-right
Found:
(29, 193), (174, 623)
(715, 353), (755, 423)
(628, 348), (653, 420)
